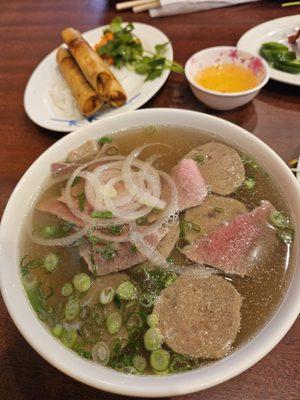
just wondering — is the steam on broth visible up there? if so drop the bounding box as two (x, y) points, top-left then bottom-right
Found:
(21, 126), (295, 375)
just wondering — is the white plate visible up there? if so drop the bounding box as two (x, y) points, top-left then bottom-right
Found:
(237, 15), (300, 86)
(24, 23), (173, 132)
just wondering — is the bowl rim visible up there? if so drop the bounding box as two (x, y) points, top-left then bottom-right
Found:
(0, 108), (299, 397)
(184, 46), (270, 97)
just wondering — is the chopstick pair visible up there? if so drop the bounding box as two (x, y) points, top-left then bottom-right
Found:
(116, 0), (161, 13)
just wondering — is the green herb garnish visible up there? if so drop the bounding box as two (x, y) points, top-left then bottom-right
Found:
(98, 136), (112, 144)
(98, 244), (117, 260)
(179, 220), (200, 237)
(78, 192), (86, 212)
(97, 17), (184, 81)
(107, 224), (124, 235)
(71, 176), (81, 187)
(194, 154), (205, 164)
(91, 210), (113, 218)
(130, 244), (138, 253)
(136, 216), (148, 226)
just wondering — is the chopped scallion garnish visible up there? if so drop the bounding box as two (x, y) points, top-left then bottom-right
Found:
(97, 136), (112, 144)
(269, 211), (289, 228)
(78, 192), (86, 212)
(244, 178), (256, 189)
(194, 154), (205, 164)
(72, 273), (92, 293)
(91, 210), (113, 218)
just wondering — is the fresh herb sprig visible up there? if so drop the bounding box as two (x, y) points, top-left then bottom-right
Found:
(97, 17), (184, 81)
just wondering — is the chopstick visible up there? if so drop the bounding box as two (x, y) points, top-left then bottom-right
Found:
(116, 0), (161, 12)
(116, 0), (155, 10)
(133, 1), (161, 12)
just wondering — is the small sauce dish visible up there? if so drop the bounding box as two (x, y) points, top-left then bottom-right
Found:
(185, 46), (270, 111)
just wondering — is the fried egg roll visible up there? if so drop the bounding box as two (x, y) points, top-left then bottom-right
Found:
(61, 27), (127, 107)
(56, 47), (103, 116)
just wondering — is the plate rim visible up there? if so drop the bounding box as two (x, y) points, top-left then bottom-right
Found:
(237, 15), (300, 86)
(23, 22), (173, 132)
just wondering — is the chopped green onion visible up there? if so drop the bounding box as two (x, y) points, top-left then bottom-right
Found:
(52, 323), (63, 338)
(269, 211), (289, 228)
(43, 253), (59, 272)
(241, 155), (259, 169)
(139, 292), (156, 308)
(80, 322), (100, 344)
(106, 311), (122, 335)
(120, 366), (138, 374)
(114, 295), (122, 309)
(105, 146), (119, 156)
(91, 210), (113, 218)
(38, 283), (53, 300)
(126, 312), (144, 330)
(92, 341), (110, 365)
(244, 178), (256, 189)
(136, 216), (148, 226)
(60, 327), (77, 348)
(99, 287), (115, 305)
(40, 224), (57, 238)
(184, 221), (201, 233)
(214, 206), (224, 214)
(107, 224), (124, 235)
(144, 328), (162, 351)
(22, 273), (38, 291)
(146, 313), (159, 328)
(78, 192), (86, 212)
(132, 355), (147, 372)
(61, 282), (73, 297)
(130, 244), (138, 253)
(150, 349), (170, 371)
(76, 349), (92, 359)
(62, 221), (76, 233)
(194, 154), (205, 164)
(278, 228), (294, 244)
(116, 281), (138, 301)
(166, 257), (174, 264)
(79, 305), (90, 320)
(38, 308), (49, 321)
(88, 235), (102, 245)
(98, 136), (112, 144)
(91, 303), (106, 326)
(72, 273), (92, 293)
(64, 298), (80, 320)
(71, 176), (81, 187)
(153, 368), (169, 375)
(99, 245), (117, 261)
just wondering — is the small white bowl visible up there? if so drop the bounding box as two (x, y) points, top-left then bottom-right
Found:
(185, 46), (270, 111)
(0, 109), (299, 397)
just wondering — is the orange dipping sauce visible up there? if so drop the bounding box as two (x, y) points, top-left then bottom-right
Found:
(194, 63), (259, 93)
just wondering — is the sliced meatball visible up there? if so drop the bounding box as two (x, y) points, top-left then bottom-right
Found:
(184, 141), (245, 195)
(184, 195), (247, 243)
(153, 275), (242, 359)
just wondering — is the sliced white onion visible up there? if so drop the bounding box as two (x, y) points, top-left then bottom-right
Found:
(139, 171), (179, 237)
(103, 176), (152, 220)
(122, 144), (165, 209)
(129, 223), (169, 269)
